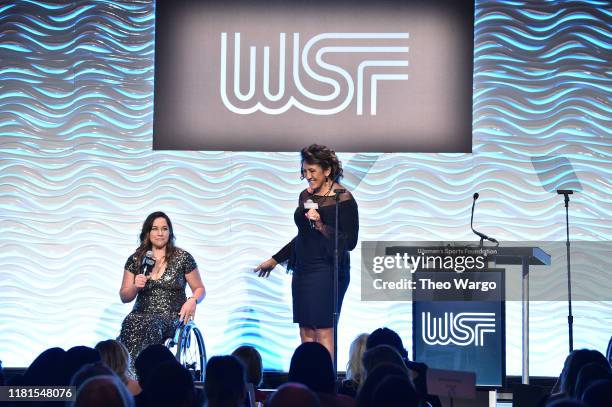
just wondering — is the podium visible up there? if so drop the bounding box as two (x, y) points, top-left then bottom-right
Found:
(489, 247), (551, 384)
(385, 245), (551, 385)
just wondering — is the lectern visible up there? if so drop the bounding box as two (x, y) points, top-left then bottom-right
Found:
(384, 245), (551, 385)
(489, 247), (551, 384)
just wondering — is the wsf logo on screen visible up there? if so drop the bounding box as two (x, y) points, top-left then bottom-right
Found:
(422, 312), (496, 347)
(220, 32), (409, 116)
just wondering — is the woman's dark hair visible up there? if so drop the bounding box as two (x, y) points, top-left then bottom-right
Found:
(581, 379), (612, 407)
(356, 363), (409, 407)
(204, 356), (246, 404)
(545, 399), (587, 407)
(289, 342), (335, 394)
(147, 360), (195, 407)
(372, 375), (420, 407)
(134, 344), (176, 387)
(574, 362), (612, 400)
(366, 328), (408, 359)
(300, 144), (343, 181)
(232, 345), (263, 387)
(70, 362), (115, 389)
(559, 349), (610, 397)
(136, 211), (177, 265)
(63, 346), (102, 385)
(362, 345), (408, 379)
(23, 347), (67, 386)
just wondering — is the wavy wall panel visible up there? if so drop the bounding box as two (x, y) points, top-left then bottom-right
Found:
(0, 0), (610, 376)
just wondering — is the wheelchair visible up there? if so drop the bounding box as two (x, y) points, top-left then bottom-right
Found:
(165, 320), (207, 381)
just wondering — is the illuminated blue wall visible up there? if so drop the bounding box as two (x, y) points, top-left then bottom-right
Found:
(0, 0), (610, 376)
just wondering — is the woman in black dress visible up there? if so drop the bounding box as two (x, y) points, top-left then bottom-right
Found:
(255, 144), (359, 358)
(118, 211), (205, 370)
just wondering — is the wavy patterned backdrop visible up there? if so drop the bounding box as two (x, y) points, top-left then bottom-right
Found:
(0, 0), (610, 377)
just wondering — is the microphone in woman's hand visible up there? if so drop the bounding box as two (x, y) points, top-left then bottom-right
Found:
(141, 250), (156, 275)
(304, 199), (318, 228)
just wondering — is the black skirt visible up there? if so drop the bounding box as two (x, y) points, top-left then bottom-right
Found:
(291, 261), (350, 328)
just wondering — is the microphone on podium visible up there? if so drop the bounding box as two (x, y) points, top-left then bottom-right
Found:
(471, 192), (498, 246)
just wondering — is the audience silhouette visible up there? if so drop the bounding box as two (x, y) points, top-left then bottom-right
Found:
(4, 329), (611, 407)
(204, 355), (247, 407)
(268, 382), (321, 407)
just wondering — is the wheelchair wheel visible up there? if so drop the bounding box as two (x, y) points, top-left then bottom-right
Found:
(166, 321), (206, 381)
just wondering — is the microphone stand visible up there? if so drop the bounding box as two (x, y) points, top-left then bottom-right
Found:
(557, 190), (574, 352)
(332, 188), (345, 379)
(471, 193), (499, 248)
(471, 193), (484, 248)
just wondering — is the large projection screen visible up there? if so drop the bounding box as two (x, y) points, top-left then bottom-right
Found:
(153, 0), (474, 152)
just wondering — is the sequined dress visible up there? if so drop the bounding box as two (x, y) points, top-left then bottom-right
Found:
(118, 248), (197, 369)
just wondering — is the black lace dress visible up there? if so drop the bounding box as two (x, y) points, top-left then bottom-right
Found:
(118, 249), (197, 369)
(273, 189), (359, 328)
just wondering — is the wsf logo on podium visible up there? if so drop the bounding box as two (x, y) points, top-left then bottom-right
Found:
(421, 312), (496, 347)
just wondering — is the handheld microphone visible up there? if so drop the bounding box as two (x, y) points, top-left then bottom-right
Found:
(141, 250), (155, 276)
(471, 192), (499, 245)
(304, 199), (318, 229)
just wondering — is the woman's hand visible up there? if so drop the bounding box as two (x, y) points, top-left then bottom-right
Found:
(179, 297), (197, 323)
(134, 274), (147, 289)
(305, 208), (320, 222)
(254, 258), (277, 278)
(305, 208), (324, 230)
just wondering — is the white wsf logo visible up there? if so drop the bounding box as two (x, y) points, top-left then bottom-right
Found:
(422, 312), (496, 347)
(220, 32), (409, 115)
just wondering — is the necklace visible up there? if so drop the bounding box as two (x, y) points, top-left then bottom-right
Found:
(311, 181), (334, 200)
(324, 181), (333, 196)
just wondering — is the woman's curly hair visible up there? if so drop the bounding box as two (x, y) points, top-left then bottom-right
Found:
(300, 144), (343, 181)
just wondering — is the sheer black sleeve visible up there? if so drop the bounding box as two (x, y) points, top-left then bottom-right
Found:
(319, 197), (359, 253)
(272, 191), (307, 269)
(272, 238), (295, 264)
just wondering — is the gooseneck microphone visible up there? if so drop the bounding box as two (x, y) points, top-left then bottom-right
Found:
(470, 192), (479, 232)
(471, 192), (498, 246)
(141, 250), (156, 276)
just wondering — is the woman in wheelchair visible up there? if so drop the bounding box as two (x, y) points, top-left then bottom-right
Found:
(118, 211), (205, 372)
